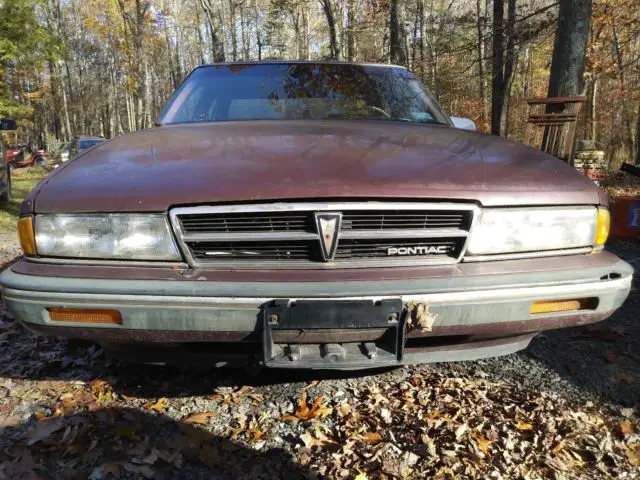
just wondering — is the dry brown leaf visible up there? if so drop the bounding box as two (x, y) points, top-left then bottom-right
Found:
(472, 433), (493, 455)
(143, 397), (170, 412)
(515, 421), (534, 431)
(455, 423), (468, 441)
(282, 393), (333, 421)
(26, 417), (65, 445)
(625, 445), (640, 466)
(98, 460), (122, 478)
(89, 379), (112, 394)
(610, 374), (634, 384)
(338, 403), (352, 417)
(618, 422), (635, 435)
(362, 431), (382, 444)
(181, 412), (217, 425)
(300, 428), (333, 448)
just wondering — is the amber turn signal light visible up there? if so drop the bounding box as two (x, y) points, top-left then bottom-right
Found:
(47, 308), (123, 325)
(17, 216), (36, 256)
(594, 207), (610, 247)
(530, 299), (588, 315)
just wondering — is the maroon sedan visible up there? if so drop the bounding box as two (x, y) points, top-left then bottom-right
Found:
(0, 62), (632, 369)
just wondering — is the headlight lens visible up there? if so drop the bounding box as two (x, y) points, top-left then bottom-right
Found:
(466, 207), (598, 256)
(35, 214), (181, 260)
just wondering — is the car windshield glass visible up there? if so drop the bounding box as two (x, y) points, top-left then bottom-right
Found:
(79, 139), (102, 149)
(159, 63), (450, 125)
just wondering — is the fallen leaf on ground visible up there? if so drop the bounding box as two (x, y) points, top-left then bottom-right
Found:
(26, 416), (65, 445)
(300, 430), (332, 448)
(610, 374), (634, 383)
(143, 397), (169, 412)
(515, 421), (533, 431)
(472, 433), (493, 455)
(282, 393), (333, 421)
(361, 431), (382, 444)
(455, 423), (468, 441)
(618, 422), (635, 435)
(181, 412), (217, 425)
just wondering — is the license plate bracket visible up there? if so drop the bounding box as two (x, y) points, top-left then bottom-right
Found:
(262, 299), (404, 367)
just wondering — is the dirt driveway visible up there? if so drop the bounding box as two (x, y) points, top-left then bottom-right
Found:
(0, 241), (638, 479)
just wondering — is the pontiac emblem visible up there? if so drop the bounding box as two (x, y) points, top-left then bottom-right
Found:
(314, 212), (342, 261)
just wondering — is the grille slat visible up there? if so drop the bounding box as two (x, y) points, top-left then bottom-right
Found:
(172, 203), (475, 268)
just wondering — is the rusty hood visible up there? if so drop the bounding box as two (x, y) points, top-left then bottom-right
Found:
(32, 121), (602, 213)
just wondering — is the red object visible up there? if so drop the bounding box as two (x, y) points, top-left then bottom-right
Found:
(7, 147), (47, 168)
(582, 168), (608, 181)
(610, 196), (640, 238)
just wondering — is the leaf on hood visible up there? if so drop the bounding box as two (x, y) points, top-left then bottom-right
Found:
(181, 412), (217, 425)
(143, 397), (169, 412)
(354, 472), (369, 480)
(26, 416), (65, 445)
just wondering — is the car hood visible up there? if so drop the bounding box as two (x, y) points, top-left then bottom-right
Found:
(33, 121), (602, 213)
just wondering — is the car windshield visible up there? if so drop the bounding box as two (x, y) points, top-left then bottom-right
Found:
(158, 63), (450, 125)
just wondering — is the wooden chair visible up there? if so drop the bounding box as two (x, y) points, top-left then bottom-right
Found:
(524, 96), (587, 161)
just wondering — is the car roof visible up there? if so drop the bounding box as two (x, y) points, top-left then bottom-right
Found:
(193, 60), (408, 71)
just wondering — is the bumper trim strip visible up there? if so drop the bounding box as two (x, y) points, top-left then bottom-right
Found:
(2, 275), (631, 307)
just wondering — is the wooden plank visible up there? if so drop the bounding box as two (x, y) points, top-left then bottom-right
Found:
(527, 96), (587, 105)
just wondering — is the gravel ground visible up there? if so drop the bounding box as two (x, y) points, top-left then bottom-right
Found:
(0, 238), (638, 479)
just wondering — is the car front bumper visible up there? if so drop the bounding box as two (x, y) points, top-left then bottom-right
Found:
(0, 255), (633, 369)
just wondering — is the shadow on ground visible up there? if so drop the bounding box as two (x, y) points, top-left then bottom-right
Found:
(0, 407), (311, 479)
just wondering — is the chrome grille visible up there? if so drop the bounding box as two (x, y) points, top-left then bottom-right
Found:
(179, 212), (314, 233)
(170, 202), (478, 269)
(189, 240), (314, 261)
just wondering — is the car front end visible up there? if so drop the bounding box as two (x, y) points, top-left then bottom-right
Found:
(0, 62), (633, 369)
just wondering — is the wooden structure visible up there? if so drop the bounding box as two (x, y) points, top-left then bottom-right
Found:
(524, 96), (587, 161)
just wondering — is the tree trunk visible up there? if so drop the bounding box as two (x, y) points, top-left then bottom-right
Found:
(547, 0), (592, 98)
(544, 0), (592, 158)
(320, 0), (341, 60)
(346, 0), (356, 61)
(229, 0), (238, 61)
(200, 0), (226, 62)
(389, 0), (407, 65)
(417, 0), (425, 79)
(490, 0), (504, 135)
(499, 0), (517, 136)
(635, 103), (640, 165)
(476, 0), (488, 124)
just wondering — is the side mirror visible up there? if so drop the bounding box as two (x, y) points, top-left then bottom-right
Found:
(450, 117), (477, 131)
(0, 119), (17, 131)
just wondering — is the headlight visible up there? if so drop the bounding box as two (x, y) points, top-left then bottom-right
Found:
(466, 207), (600, 256)
(34, 214), (181, 260)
